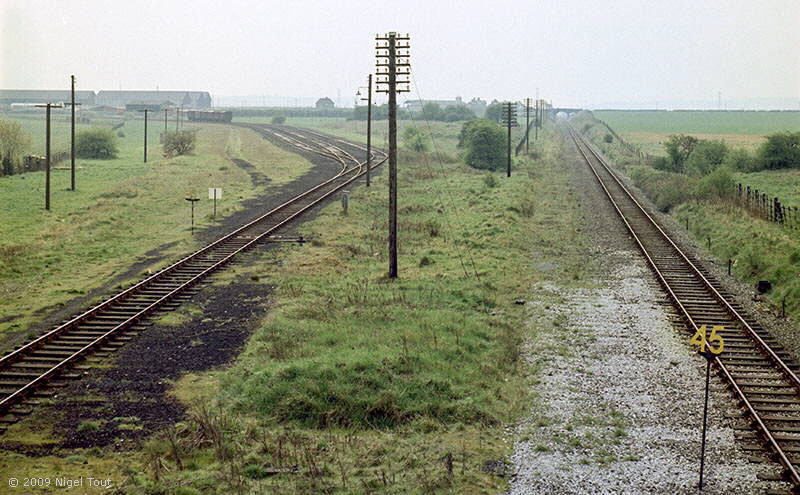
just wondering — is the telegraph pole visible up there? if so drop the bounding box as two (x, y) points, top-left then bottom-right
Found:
(376, 32), (411, 279)
(138, 109), (149, 162)
(164, 108), (168, 133)
(70, 75), (76, 190)
(501, 102), (518, 177)
(357, 74), (373, 187)
(34, 103), (64, 210)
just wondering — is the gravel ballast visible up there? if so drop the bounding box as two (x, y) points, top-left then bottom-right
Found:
(507, 129), (789, 494)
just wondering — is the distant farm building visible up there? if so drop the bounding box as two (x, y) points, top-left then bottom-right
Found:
(315, 97), (335, 109)
(96, 91), (212, 109)
(0, 89), (96, 105)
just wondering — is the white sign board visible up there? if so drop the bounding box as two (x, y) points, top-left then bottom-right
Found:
(208, 188), (222, 199)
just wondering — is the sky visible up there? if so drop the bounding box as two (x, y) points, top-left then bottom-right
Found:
(2, 0), (799, 109)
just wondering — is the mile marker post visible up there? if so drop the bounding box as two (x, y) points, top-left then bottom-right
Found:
(690, 325), (724, 491)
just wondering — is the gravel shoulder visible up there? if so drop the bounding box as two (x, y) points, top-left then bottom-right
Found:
(507, 127), (788, 494)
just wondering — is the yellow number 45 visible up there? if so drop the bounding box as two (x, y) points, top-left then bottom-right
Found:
(690, 325), (725, 355)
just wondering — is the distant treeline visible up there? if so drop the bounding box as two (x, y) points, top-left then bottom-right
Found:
(223, 107), (351, 119)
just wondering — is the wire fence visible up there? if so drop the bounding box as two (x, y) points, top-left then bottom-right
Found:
(735, 183), (800, 229)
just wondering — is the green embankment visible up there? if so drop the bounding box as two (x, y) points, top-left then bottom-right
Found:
(580, 110), (800, 320)
(0, 113), (312, 341)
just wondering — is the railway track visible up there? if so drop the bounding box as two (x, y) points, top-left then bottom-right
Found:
(0, 125), (386, 432)
(568, 125), (800, 490)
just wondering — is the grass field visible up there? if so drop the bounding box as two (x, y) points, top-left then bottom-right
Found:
(594, 110), (800, 156)
(0, 112), (313, 344)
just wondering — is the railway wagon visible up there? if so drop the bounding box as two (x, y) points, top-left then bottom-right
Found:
(185, 110), (233, 123)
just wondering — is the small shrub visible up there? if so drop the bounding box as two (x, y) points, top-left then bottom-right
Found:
(403, 127), (429, 152)
(723, 147), (760, 172)
(483, 174), (498, 188)
(65, 455), (88, 464)
(759, 131), (800, 170)
(163, 130), (197, 157)
(463, 119), (505, 171)
(603, 133), (613, 143)
(116, 130), (125, 138)
(419, 255), (434, 267)
(242, 464), (269, 479)
(76, 127), (118, 159)
(271, 115), (287, 124)
(77, 420), (100, 433)
(694, 166), (735, 199)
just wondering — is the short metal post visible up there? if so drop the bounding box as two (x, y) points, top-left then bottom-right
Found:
(727, 259), (732, 276)
(699, 353), (712, 490)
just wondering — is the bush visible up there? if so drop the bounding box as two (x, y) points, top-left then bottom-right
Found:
(628, 166), (696, 212)
(723, 147), (760, 172)
(271, 115), (286, 124)
(163, 130), (197, 157)
(694, 166), (735, 199)
(116, 130), (125, 138)
(0, 120), (31, 175)
(76, 127), (118, 159)
(462, 119), (505, 171)
(603, 133), (613, 143)
(685, 139), (728, 176)
(759, 132), (800, 170)
(402, 127), (428, 152)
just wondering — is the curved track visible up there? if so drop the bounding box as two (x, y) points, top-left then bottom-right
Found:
(569, 125), (800, 489)
(0, 125), (386, 430)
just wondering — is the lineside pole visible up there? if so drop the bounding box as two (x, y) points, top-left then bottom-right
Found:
(525, 97), (530, 155)
(366, 74), (372, 187)
(46, 103), (51, 210)
(506, 107), (512, 177)
(376, 31), (411, 279)
(70, 75), (76, 190)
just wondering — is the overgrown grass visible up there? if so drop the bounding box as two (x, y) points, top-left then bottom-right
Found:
(0, 113), (313, 345)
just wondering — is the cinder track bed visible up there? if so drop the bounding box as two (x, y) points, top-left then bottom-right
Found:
(0, 125), (386, 432)
(569, 125), (800, 490)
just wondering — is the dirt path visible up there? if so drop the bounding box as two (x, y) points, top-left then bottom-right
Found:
(507, 128), (788, 494)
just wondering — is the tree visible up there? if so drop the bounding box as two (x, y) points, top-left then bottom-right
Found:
(402, 127), (428, 152)
(759, 132), (800, 170)
(442, 105), (476, 122)
(76, 127), (118, 159)
(0, 120), (31, 175)
(484, 102), (503, 123)
(163, 130), (197, 157)
(462, 119), (505, 171)
(664, 134), (698, 173)
(457, 119), (483, 148)
(685, 139), (728, 176)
